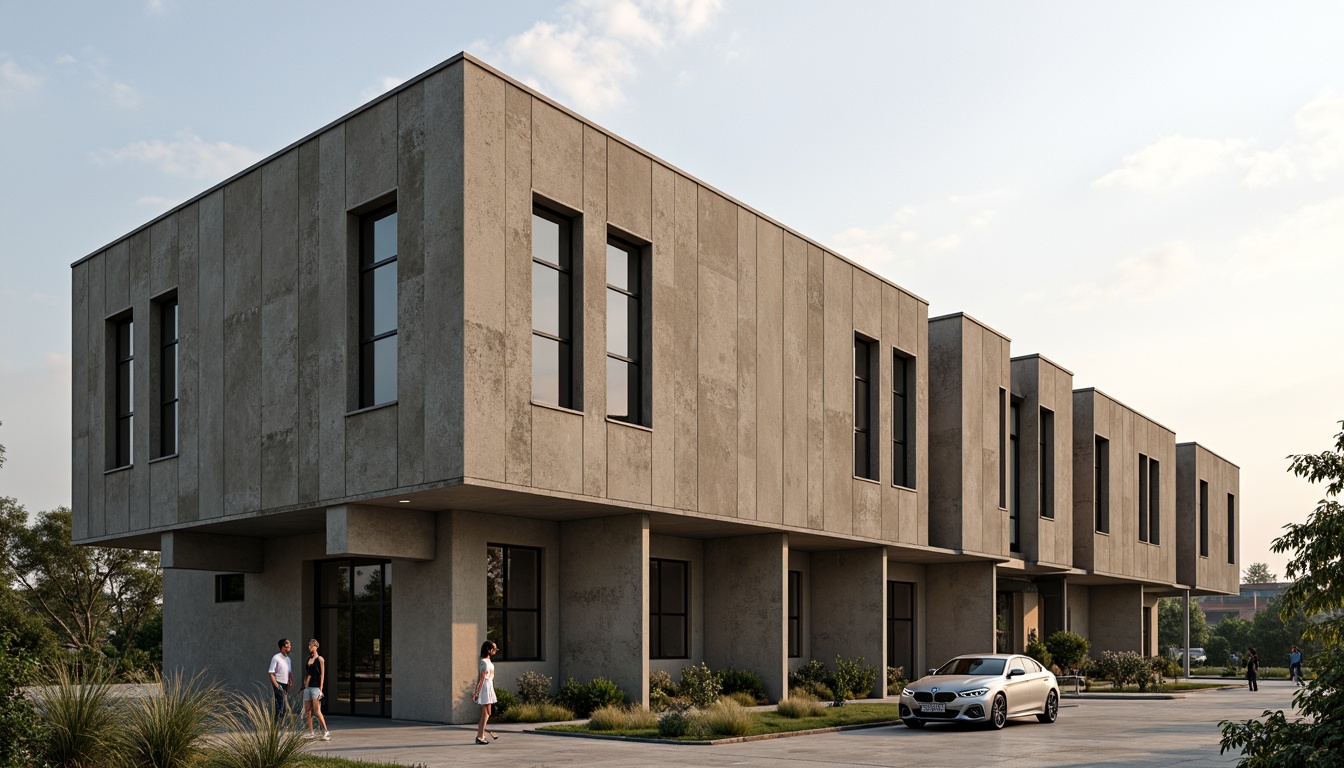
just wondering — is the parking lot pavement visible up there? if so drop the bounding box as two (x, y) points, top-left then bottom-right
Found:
(311, 680), (1293, 767)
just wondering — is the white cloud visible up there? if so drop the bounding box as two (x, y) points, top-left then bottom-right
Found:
(56, 54), (77, 65)
(1064, 242), (1197, 309)
(1234, 196), (1344, 279)
(107, 80), (140, 108)
(0, 57), (43, 102)
(145, 0), (166, 12)
(831, 193), (1004, 278)
(95, 131), (263, 181)
(1093, 135), (1245, 190)
(495, 0), (725, 113)
(1295, 86), (1344, 176)
(359, 75), (405, 102)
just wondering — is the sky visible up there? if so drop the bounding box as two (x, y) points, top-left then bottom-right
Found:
(2, 1), (1341, 580)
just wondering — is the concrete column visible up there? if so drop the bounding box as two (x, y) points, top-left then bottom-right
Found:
(925, 561), (995, 667)
(703, 533), (788, 701)
(559, 514), (650, 706)
(1089, 584), (1143, 654)
(326, 503), (436, 560)
(809, 547), (886, 698)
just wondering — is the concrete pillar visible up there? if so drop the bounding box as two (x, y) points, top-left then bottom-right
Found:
(704, 533), (788, 701)
(810, 547), (886, 698)
(326, 503), (435, 560)
(559, 514), (649, 706)
(1089, 584), (1143, 654)
(925, 561), (995, 668)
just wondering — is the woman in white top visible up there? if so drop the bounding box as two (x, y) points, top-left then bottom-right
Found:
(473, 641), (499, 745)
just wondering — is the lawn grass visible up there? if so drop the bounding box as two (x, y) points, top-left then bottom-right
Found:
(541, 702), (902, 741)
(1085, 681), (1235, 693)
(304, 757), (427, 768)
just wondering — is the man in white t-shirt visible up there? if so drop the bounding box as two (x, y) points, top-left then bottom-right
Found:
(269, 638), (293, 720)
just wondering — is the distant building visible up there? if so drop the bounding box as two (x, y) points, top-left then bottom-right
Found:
(1199, 582), (1290, 624)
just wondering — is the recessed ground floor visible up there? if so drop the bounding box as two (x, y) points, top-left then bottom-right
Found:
(164, 508), (1164, 724)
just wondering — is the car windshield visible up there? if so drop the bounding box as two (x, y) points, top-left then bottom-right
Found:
(936, 657), (1007, 676)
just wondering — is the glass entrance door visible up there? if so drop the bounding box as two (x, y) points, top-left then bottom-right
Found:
(315, 559), (392, 717)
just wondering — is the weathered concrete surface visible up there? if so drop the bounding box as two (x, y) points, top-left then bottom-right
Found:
(809, 547), (886, 698)
(161, 531), (264, 572)
(325, 504), (435, 561)
(924, 560), (995, 666)
(703, 533), (787, 701)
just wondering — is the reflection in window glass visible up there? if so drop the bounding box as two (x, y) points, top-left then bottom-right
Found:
(650, 559), (688, 659)
(606, 237), (643, 424)
(487, 545), (542, 661)
(360, 205), (398, 407)
(533, 209), (575, 408)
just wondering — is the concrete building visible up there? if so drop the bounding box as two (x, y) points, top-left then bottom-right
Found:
(69, 52), (1240, 723)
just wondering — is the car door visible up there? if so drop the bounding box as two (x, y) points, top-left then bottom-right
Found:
(1022, 658), (1048, 711)
(1004, 657), (1034, 715)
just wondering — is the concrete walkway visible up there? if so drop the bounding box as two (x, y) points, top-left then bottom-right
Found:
(310, 680), (1296, 767)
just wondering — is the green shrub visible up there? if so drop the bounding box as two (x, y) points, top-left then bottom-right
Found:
(114, 669), (225, 768)
(649, 670), (677, 696)
(1025, 636), (1053, 670)
(1152, 655), (1182, 682)
(0, 632), (42, 768)
(648, 688), (672, 712)
(36, 662), (120, 768)
(492, 687), (519, 718)
(678, 664), (722, 708)
(587, 704), (657, 731)
(515, 671), (552, 704)
(557, 676), (625, 718)
(1205, 636), (1231, 667)
(1045, 631), (1090, 672)
(702, 698), (752, 737)
(657, 710), (695, 738)
(886, 666), (907, 696)
(718, 668), (765, 704)
(495, 702), (574, 723)
(209, 688), (313, 768)
(830, 656), (878, 703)
(1089, 650), (1154, 690)
(788, 659), (827, 690)
(776, 690), (824, 718)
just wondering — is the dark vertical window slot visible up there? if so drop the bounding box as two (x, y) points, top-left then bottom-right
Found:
(532, 207), (576, 409)
(1095, 436), (1110, 533)
(1199, 480), (1209, 557)
(650, 558), (689, 659)
(787, 570), (801, 658)
(1039, 408), (1054, 519)
(854, 336), (877, 480)
(359, 206), (398, 408)
(606, 237), (644, 424)
(892, 351), (914, 489)
(158, 298), (179, 457)
(113, 317), (134, 467)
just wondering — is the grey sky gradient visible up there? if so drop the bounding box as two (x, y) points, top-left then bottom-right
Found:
(2, 1), (1341, 580)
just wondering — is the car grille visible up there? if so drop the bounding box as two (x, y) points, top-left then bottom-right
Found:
(912, 691), (958, 703)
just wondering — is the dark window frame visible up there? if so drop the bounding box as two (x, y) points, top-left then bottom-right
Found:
(1009, 397), (1020, 552)
(1039, 407), (1054, 519)
(156, 296), (179, 457)
(887, 580), (916, 679)
(892, 350), (915, 489)
(1094, 436), (1110, 533)
(998, 388), (1008, 508)
(487, 544), (543, 662)
(1227, 494), (1236, 564)
(358, 204), (398, 408)
(1139, 453), (1150, 543)
(853, 335), (878, 480)
(650, 558), (690, 660)
(532, 205), (578, 410)
(787, 570), (801, 658)
(1148, 458), (1161, 545)
(1199, 480), (1210, 557)
(214, 573), (245, 603)
(112, 314), (134, 468)
(605, 234), (645, 425)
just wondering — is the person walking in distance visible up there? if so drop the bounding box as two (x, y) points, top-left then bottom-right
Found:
(1246, 647), (1260, 691)
(1288, 645), (1304, 686)
(269, 638), (293, 720)
(474, 641), (499, 745)
(301, 639), (331, 740)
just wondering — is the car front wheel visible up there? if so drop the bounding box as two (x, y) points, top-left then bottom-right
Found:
(988, 694), (1007, 730)
(1037, 690), (1059, 724)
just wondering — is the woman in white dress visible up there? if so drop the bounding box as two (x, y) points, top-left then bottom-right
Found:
(474, 641), (499, 744)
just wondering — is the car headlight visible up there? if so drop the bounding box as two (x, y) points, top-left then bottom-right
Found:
(959, 688), (990, 698)
(900, 687), (915, 697)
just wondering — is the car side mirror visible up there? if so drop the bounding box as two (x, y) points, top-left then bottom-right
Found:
(1008, 668), (1024, 678)
(928, 669), (937, 676)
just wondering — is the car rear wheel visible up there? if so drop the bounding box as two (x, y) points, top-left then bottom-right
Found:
(988, 694), (1007, 730)
(1036, 690), (1059, 724)
(904, 718), (925, 729)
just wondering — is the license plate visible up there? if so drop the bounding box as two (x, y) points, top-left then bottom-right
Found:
(921, 703), (945, 713)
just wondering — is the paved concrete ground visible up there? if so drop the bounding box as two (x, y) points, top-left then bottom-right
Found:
(310, 680), (1291, 767)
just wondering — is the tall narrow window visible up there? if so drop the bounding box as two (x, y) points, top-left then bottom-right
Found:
(533, 207), (576, 409)
(486, 544), (542, 661)
(787, 570), (801, 658)
(1039, 408), (1054, 519)
(112, 316), (134, 468)
(1227, 494), (1236, 564)
(1199, 480), (1210, 557)
(1094, 436), (1110, 533)
(1148, 458), (1161, 545)
(998, 388), (1007, 508)
(606, 237), (643, 424)
(887, 581), (916, 681)
(1009, 399), (1020, 552)
(650, 559), (688, 659)
(892, 351), (914, 489)
(359, 205), (398, 407)
(853, 336), (877, 480)
(1138, 454), (1150, 543)
(157, 298), (178, 457)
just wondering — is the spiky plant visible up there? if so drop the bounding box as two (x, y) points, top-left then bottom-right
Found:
(36, 661), (120, 768)
(113, 669), (224, 768)
(209, 688), (313, 768)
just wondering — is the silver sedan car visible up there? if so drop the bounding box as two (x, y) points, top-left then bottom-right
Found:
(899, 653), (1060, 729)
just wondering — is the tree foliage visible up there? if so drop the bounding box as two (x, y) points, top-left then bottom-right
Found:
(0, 500), (161, 658)
(1158, 597), (1210, 655)
(1221, 421), (1344, 766)
(1243, 562), (1277, 585)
